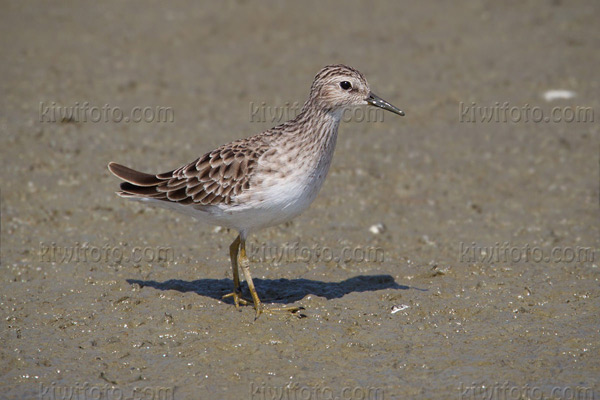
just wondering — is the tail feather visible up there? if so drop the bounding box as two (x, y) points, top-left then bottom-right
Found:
(119, 182), (161, 196)
(108, 162), (164, 187)
(108, 162), (173, 199)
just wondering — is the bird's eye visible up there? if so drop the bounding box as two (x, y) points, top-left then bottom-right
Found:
(339, 81), (352, 90)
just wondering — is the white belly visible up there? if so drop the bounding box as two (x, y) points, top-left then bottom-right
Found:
(215, 130), (339, 233)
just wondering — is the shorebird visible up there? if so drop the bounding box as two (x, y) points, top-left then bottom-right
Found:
(108, 64), (404, 318)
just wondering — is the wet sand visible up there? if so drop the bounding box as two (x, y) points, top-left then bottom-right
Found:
(1, 1), (599, 399)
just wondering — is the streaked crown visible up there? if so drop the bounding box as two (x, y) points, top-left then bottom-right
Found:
(305, 64), (372, 113)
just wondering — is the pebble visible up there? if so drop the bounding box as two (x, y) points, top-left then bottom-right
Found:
(391, 305), (410, 314)
(543, 90), (576, 101)
(369, 223), (386, 234)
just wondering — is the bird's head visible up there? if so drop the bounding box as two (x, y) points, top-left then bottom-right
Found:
(306, 64), (404, 117)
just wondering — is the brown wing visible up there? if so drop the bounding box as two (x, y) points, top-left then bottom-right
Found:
(108, 140), (265, 207)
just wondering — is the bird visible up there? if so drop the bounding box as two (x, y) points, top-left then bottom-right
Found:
(108, 64), (404, 318)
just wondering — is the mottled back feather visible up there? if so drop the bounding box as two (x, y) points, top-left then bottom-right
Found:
(108, 134), (270, 207)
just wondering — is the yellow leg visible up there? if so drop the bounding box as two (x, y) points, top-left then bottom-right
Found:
(238, 238), (304, 319)
(221, 235), (250, 308)
(238, 238), (263, 317)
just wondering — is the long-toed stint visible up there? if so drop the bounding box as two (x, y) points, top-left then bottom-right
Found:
(108, 64), (404, 318)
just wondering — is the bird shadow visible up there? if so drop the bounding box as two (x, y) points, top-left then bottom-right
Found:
(126, 274), (416, 305)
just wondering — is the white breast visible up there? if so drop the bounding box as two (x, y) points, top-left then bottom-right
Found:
(225, 122), (340, 232)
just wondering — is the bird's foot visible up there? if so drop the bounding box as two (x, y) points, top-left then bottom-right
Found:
(222, 290), (253, 308)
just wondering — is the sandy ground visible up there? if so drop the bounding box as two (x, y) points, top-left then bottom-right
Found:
(1, 1), (599, 399)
